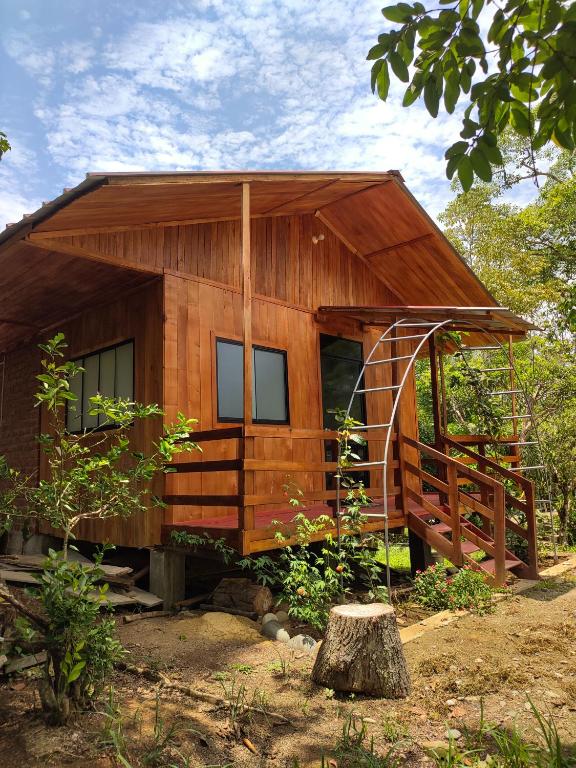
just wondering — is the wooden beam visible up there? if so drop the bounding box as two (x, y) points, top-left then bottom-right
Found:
(24, 235), (162, 275)
(314, 209), (404, 305)
(242, 182), (252, 425)
(314, 208), (361, 256)
(260, 179), (339, 215)
(0, 317), (40, 329)
(364, 232), (435, 260)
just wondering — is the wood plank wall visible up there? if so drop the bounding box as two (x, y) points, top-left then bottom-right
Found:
(160, 215), (419, 525)
(40, 213), (421, 538)
(38, 279), (164, 547)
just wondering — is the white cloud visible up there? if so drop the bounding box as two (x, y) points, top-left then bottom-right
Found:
(3, 31), (55, 84)
(2, 0), (497, 225)
(0, 137), (41, 230)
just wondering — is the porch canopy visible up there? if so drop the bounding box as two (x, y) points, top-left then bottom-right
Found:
(0, 239), (156, 352)
(317, 305), (537, 337)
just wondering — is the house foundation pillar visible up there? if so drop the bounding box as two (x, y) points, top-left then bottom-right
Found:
(149, 549), (186, 609)
(408, 529), (435, 577)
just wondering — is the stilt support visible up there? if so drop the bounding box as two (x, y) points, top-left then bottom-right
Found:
(150, 549), (186, 609)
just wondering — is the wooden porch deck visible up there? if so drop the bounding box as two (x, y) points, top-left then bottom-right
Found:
(162, 427), (539, 584)
(162, 497), (408, 555)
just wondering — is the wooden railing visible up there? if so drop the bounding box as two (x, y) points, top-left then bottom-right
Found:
(401, 435), (509, 583)
(164, 426), (400, 532)
(441, 435), (537, 576)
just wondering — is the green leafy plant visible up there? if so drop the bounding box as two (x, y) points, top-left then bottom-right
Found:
(330, 713), (404, 767)
(169, 529), (235, 564)
(1, 333), (199, 556)
(413, 563), (496, 613)
(239, 411), (388, 630)
(0, 334), (200, 723)
(15, 548), (125, 724)
(368, 0), (576, 189)
(0, 130), (10, 159)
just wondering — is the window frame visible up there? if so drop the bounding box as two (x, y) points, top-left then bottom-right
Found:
(215, 337), (290, 425)
(66, 339), (135, 434)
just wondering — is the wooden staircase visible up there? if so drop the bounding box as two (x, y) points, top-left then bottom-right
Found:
(400, 435), (538, 585)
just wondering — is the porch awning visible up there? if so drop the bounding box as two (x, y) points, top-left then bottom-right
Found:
(0, 239), (156, 351)
(317, 305), (538, 336)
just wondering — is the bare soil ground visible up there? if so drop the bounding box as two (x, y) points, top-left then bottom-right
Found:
(1, 569), (575, 767)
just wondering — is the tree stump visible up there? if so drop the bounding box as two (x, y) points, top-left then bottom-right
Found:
(312, 603), (411, 698)
(211, 578), (273, 616)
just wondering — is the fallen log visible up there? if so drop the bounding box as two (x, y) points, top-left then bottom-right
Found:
(174, 592), (214, 609)
(123, 610), (172, 624)
(211, 578), (273, 616)
(312, 603), (411, 698)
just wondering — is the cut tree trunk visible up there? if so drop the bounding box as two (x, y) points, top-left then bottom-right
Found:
(211, 578), (273, 616)
(312, 603), (410, 698)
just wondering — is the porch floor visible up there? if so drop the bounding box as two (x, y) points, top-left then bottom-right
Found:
(161, 496), (429, 555)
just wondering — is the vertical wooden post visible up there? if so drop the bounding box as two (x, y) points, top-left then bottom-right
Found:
(493, 482), (507, 585)
(242, 182), (252, 426)
(428, 335), (443, 451)
(390, 325), (403, 515)
(447, 463), (462, 565)
(239, 182), (254, 539)
(438, 343), (448, 434)
(523, 479), (539, 578)
(477, 442), (493, 536)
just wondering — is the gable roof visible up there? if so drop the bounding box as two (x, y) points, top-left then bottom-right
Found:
(0, 170), (533, 348)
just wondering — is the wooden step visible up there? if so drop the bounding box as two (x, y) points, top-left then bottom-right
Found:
(430, 522), (452, 534)
(460, 540), (481, 554)
(476, 557), (522, 574)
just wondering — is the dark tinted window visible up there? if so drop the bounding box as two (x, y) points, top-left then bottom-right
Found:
(320, 334), (366, 429)
(66, 341), (134, 433)
(216, 340), (289, 424)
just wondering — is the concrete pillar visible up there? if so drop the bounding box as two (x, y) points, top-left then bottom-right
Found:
(149, 549), (186, 609)
(408, 529), (436, 578)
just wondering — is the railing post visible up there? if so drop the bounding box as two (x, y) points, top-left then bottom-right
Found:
(447, 463), (462, 565)
(238, 432), (255, 543)
(477, 443), (493, 537)
(523, 478), (539, 578)
(493, 483), (507, 585)
(397, 434), (409, 515)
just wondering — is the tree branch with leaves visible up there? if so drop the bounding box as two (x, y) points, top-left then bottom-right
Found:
(369, 0), (576, 189)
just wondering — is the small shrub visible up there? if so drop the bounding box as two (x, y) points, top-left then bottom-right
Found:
(28, 549), (125, 724)
(413, 564), (495, 614)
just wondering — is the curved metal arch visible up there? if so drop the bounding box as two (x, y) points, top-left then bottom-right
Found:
(336, 317), (455, 600)
(336, 316), (553, 601)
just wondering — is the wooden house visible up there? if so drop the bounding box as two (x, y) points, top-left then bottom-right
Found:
(0, 171), (538, 588)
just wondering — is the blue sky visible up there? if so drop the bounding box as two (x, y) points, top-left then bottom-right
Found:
(0, 0), (500, 229)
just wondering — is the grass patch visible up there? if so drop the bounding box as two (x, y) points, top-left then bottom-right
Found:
(376, 544), (411, 572)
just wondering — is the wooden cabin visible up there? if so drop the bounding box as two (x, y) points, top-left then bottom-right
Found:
(0, 171), (538, 587)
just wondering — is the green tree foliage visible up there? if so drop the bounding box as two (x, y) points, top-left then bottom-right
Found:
(426, 150), (576, 544)
(0, 131), (10, 158)
(368, 0), (576, 189)
(0, 334), (200, 722)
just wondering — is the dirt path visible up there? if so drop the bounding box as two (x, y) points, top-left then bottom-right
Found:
(1, 571), (575, 767)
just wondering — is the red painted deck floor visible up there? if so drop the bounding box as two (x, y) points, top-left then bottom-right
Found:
(167, 496), (417, 531)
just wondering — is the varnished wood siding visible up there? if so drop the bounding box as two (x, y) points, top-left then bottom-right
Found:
(38, 280), (164, 547)
(163, 283), (420, 524)
(39, 211), (419, 538)
(60, 214), (400, 309)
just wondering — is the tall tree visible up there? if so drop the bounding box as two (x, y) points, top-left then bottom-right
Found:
(368, 0), (576, 189)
